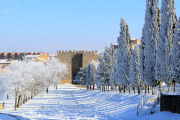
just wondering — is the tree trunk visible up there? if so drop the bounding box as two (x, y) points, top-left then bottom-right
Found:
(138, 86), (141, 94)
(100, 86), (102, 91)
(56, 85), (57, 90)
(119, 85), (121, 93)
(31, 93), (33, 99)
(129, 86), (131, 93)
(87, 86), (88, 90)
(17, 95), (21, 108)
(104, 87), (105, 92)
(23, 95), (25, 104)
(47, 88), (48, 93)
(168, 84), (172, 93)
(93, 83), (95, 90)
(124, 86), (127, 93)
(174, 82), (176, 93)
(90, 85), (92, 90)
(115, 84), (117, 93)
(108, 83), (110, 92)
(15, 94), (17, 111)
(145, 84), (148, 93)
(134, 87), (136, 94)
(152, 86), (155, 95)
(21, 96), (22, 106)
(159, 81), (162, 94)
(148, 85), (150, 94)
(7, 94), (9, 100)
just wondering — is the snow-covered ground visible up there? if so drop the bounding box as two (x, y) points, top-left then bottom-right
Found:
(0, 83), (180, 120)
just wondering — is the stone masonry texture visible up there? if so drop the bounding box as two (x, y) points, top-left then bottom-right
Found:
(57, 50), (100, 84)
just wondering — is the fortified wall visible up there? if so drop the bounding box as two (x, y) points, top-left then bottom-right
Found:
(57, 50), (100, 84)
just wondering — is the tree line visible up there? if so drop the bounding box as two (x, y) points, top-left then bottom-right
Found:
(0, 58), (68, 110)
(76, 0), (180, 95)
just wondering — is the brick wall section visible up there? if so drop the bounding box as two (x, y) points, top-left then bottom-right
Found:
(57, 50), (100, 84)
(82, 51), (98, 67)
(57, 51), (72, 84)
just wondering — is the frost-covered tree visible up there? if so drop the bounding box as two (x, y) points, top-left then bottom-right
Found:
(47, 57), (68, 89)
(116, 18), (132, 93)
(130, 45), (141, 94)
(155, 0), (177, 87)
(94, 45), (117, 92)
(0, 59), (68, 111)
(142, 0), (160, 95)
(110, 61), (119, 92)
(172, 17), (180, 84)
(86, 62), (92, 90)
(139, 26), (145, 86)
(76, 67), (87, 86)
(90, 61), (98, 90)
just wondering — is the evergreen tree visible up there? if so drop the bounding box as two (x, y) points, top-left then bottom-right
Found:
(116, 18), (132, 93)
(172, 17), (180, 83)
(76, 67), (87, 86)
(86, 61), (97, 90)
(86, 63), (92, 90)
(143, 0), (160, 94)
(90, 62), (97, 90)
(110, 61), (118, 92)
(109, 43), (118, 92)
(155, 0), (177, 86)
(95, 45), (116, 91)
(130, 45), (141, 94)
(139, 26), (145, 83)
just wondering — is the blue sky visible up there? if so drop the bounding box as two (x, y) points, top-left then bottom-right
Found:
(0, 0), (180, 54)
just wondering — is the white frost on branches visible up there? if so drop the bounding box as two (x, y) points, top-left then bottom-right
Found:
(172, 17), (180, 83)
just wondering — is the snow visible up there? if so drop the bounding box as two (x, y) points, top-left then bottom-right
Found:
(0, 83), (180, 120)
(162, 93), (180, 95)
(0, 60), (10, 64)
(131, 38), (136, 40)
(25, 55), (41, 58)
(137, 111), (180, 120)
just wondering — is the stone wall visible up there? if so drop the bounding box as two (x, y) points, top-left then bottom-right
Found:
(57, 50), (100, 84)
(57, 51), (72, 84)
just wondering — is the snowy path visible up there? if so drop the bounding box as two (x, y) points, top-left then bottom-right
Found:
(1, 83), (179, 120)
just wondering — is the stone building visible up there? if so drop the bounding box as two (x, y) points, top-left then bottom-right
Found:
(57, 50), (100, 84)
(130, 38), (141, 49)
(116, 37), (141, 49)
(0, 52), (49, 60)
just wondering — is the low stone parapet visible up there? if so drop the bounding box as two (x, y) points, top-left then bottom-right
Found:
(160, 93), (180, 114)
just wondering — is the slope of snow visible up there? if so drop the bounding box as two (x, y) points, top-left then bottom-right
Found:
(0, 83), (180, 120)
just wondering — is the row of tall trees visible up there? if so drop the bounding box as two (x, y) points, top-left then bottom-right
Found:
(0, 58), (68, 110)
(76, 0), (180, 95)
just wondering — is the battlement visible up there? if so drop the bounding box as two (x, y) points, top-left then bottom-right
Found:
(57, 50), (99, 84)
(57, 50), (97, 55)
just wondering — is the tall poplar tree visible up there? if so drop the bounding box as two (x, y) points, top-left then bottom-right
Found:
(117, 18), (132, 93)
(155, 0), (177, 87)
(172, 18), (180, 84)
(130, 45), (141, 94)
(143, 0), (160, 95)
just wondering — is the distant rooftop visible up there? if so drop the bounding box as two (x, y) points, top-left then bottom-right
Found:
(131, 38), (137, 40)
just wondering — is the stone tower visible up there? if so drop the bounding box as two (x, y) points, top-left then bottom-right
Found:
(57, 50), (100, 84)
